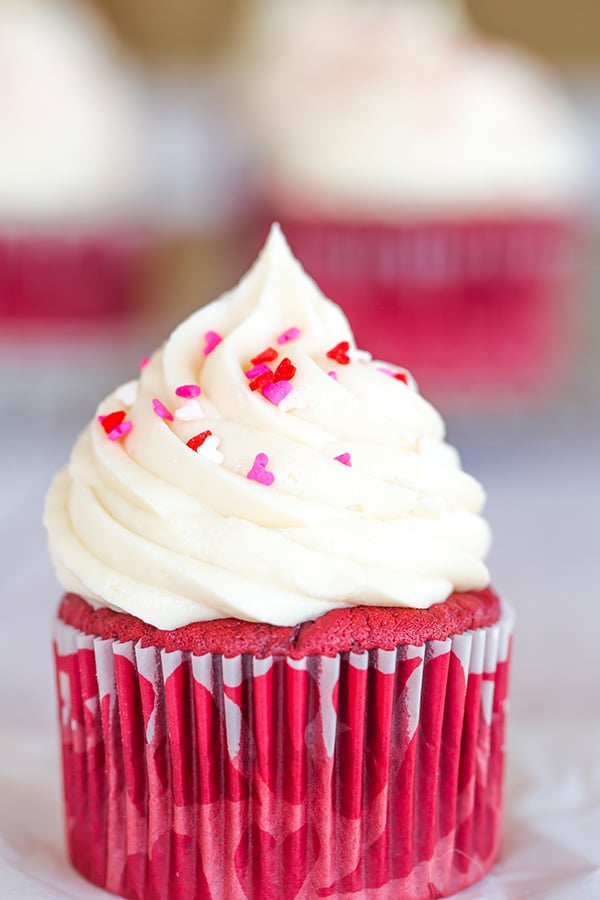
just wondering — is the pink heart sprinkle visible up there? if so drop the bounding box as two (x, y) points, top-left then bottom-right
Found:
(138, 356), (150, 370)
(327, 371), (338, 380)
(245, 363), (271, 380)
(262, 380), (292, 405)
(377, 367), (395, 377)
(246, 452), (274, 486)
(334, 453), (352, 466)
(175, 384), (201, 399)
(277, 327), (301, 345)
(152, 398), (174, 421)
(203, 330), (222, 356)
(107, 421), (132, 441)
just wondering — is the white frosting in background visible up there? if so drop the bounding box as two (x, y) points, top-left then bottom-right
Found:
(45, 226), (491, 628)
(0, 0), (146, 224)
(238, 0), (582, 216)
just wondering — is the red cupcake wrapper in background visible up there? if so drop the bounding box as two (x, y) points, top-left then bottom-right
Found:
(0, 231), (145, 321)
(54, 604), (514, 900)
(264, 217), (578, 401)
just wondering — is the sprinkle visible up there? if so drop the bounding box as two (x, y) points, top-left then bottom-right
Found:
(273, 357), (296, 382)
(98, 410), (126, 434)
(245, 363), (271, 380)
(203, 331), (222, 356)
(334, 453), (352, 466)
(251, 347), (278, 365)
(326, 341), (351, 365)
(247, 452), (274, 486)
(175, 384), (201, 399)
(107, 421), (132, 441)
(152, 398), (174, 421)
(348, 349), (372, 363)
(114, 380), (138, 406)
(262, 380), (292, 406)
(138, 356), (150, 370)
(187, 430), (211, 450)
(249, 371), (274, 392)
(187, 430), (224, 464)
(377, 366), (410, 385)
(277, 327), (301, 345)
(327, 370), (338, 380)
(197, 434), (224, 465)
(278, 389), (306, 412)
(175, 399), (205, 421)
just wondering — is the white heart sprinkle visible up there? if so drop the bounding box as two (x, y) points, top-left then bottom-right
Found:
(197, 434), (223, 465)
(175, 399), (205, 421)
(114, 380), (138, 407)
(348, 349), (372, 363)
(278, 389), (307, 413)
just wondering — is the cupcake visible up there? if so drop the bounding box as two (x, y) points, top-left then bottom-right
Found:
(0, 0), (147, 323)
(46, 225), (514, 898)
(235, 0), (583, 402)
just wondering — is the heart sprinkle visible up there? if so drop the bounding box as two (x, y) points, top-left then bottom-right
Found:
(348, 348), (372, 363)
(107, 421), (132, 441)
(246, 452), (275, 486)
(203, 331), (222, 356)
(98, 410), (126, 434)
(138, 356), (150, 370)
(197, 434), (224, 464)
(245, 363), (271, 380)
(273, 357), (296, 382)
(187, 431), (211, 451)
(262, 380), (292, 405)
(114, 380), (138, 406)
(175, 384), (201, 399)
(175, 399), (205, 421)
(394, 372), (409, 384)
(327, 370), (338, 380)
(326, 341), (351, 365)
(334, 452), (352, 466)
(277, 327), (301, 345)
(251, 347), (278, 365)
(278, 389), (306, 412)
(152, 398), (174, 421)
(249, 371), (274, 392)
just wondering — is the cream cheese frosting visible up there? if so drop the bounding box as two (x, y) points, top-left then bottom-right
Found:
(45, 226), (491, 628)
(238, 0), (582, 216)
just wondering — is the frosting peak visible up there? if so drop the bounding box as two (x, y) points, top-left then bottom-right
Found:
(45, 226), (491, 627)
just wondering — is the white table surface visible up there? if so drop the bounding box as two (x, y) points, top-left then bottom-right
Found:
(2, 399), (599, 899)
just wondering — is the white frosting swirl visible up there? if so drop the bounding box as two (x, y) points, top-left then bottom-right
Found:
(45, 226), (491, 627)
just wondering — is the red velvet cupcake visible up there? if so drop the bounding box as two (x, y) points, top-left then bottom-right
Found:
(46, 227), (513, 899)
(238, 0), (582, 402)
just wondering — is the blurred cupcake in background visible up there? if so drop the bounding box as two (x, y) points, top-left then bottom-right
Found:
(234, 0), (584, 404)
(0, 0), (147, 325)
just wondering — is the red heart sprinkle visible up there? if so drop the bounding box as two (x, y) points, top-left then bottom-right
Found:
(394, 372), (409, 384)
(99, 410), (126, 434)
(273, 357), (296, 382)
(249, 370), (274, 392)
(251, 347), (278, 365)
(187, 430), (212, 451)
(326, 341), (351, 364)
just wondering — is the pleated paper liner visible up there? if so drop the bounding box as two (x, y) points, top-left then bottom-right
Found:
(263, 215), (577, 400)
(54, 603), (514, 899)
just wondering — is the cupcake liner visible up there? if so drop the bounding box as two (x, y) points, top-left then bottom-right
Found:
(54, 604), (514, 900)
(0, 231), (144, 321)
(265, 216), (577, 399)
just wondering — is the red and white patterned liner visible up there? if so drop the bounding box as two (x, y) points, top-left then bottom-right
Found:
(54, 604), (514, 900)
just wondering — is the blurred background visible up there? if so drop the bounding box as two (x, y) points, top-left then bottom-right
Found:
(1, 1), (600, 895)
